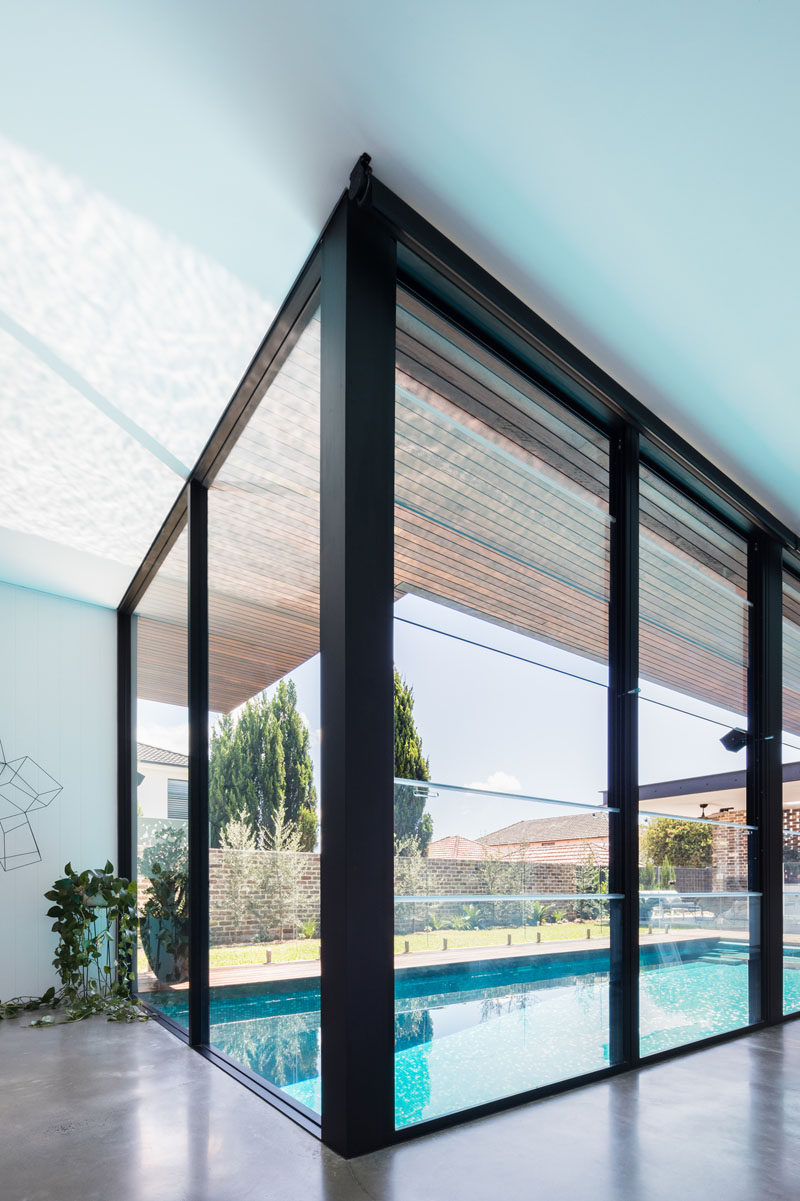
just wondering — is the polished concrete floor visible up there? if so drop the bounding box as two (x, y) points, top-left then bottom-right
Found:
(3, 1015), (800, 1201)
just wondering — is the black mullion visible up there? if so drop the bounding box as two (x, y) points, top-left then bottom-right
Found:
(608, 424), (640, 1066)
(116, 609), (135, 998)
(188, 480), (210, 1047)
(319, 192), (397, 1158)
(116, 610), (133, 883)
(748, 535), (783, 1025)
(118, 491), (188, 617)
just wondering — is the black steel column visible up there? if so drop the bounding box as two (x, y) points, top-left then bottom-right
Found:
(117, 610), (134, 883)
(116, 609), (135, 994)
(608, 424), (639, 1067)
(188, 479), (210, 1047)
(319, 190), (397, 1157)
(748, 534), (782, 1026)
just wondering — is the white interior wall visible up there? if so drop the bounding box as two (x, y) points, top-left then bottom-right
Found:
(0, 581), (116, 999)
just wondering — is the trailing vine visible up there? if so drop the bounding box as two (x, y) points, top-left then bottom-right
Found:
(0, 862), (146, 1024)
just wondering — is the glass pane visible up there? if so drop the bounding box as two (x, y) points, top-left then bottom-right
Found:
(782, 573), (800, 1014)
(394, 291), (613, 1128)
(206, 307), (321, 1118)
(134, 527), (190, 1028)
(638, 468), (756, 1054)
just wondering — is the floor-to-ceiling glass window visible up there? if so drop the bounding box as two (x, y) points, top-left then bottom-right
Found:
(133, 527), (190, 1028)
(204, 306), (321, 1117)
(392, 290), (616, 1127)
(782, 569), (800, 1014)
(638, 467), (757, 1054)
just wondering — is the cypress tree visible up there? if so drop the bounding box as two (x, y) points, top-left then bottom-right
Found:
(394, 669), (433, 854)
(209, 683), (317, 849)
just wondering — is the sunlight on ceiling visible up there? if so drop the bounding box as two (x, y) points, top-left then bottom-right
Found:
(0, 134), (274, 606)
(2, 0), (800, 608)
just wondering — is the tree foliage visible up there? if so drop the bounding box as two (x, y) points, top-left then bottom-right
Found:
(218, 799), (306, 941)
(394, 670), (433, 855)
(641, 817), (712, 868)
(210, 671), (431, 855)
(209, 680), (317, 850)
(218, 807), (257, 936)
(253, 795), (304, 941)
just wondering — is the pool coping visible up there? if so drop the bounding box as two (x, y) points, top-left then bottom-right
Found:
(140, 927), (750, 1001)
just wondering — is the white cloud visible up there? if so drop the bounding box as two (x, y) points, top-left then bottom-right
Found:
(468, 771), (522, 794)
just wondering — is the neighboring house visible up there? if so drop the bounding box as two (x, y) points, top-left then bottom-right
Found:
(477, 812), (610, 865)
(136, 743), (189, 821)
(427, 834), (487, 861)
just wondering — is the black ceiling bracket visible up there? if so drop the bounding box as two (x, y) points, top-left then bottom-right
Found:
(348, 153), (373, 206)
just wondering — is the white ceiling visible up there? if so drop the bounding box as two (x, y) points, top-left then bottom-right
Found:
(2, 1), (799, 607)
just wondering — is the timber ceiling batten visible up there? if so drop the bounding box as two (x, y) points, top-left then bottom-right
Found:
(134, 524), (189, 710)
(395, 291), (611, 679)
(396, 294), (753, 727)
(639, 467), (749, 721)
(784, 578), (800, 738)
(206, 311), (320, 714)
(135, 291), (776, 736)
(135, 313), (321, 713)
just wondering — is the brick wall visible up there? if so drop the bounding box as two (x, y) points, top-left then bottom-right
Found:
(144, 820), (749, 948)
(674, 866), (713, 891)
(710, 809), (749, 891)
(200, 850), (594, 945)
(208, 848), (320, 945)
(783, 806), (800, 883)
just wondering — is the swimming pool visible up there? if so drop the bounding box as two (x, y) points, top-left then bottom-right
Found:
(149, 938), (770, 1129)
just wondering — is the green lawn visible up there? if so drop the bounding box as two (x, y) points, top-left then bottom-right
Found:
(207, 922), (613, 967)
(138, 920), (683, 977)
(211, 939), (321, 967)
(137, 939), (321, 975)
(394, 922), (611, 953)
(138, 921), (619, 976)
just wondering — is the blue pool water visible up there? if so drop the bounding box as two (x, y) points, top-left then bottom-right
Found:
(148, 939), (798, 1129)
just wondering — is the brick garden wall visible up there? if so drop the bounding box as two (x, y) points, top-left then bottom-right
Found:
(674, 867), (713, 891)
(710, 810), (749, 891)
(205, 850), (589, 945)
(175, 820), (745, 947)
(208, 849), (320, 945)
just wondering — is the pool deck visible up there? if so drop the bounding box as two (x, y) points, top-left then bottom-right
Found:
(139, 926), (736, 993)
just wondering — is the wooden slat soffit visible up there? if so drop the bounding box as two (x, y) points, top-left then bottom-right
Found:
(135, 294), (799, 736)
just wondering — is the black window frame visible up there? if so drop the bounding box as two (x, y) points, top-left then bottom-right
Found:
(117, 156), (793, 1158)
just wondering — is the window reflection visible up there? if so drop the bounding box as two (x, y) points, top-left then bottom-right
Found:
(638, 469), (756, 1054)
(394, 291), (614, 1127)
(134, 527), (190, 1026)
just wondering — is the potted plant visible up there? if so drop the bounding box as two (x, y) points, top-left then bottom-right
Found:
(0, 861), (142, 1023)
(138, 823), (189, 985)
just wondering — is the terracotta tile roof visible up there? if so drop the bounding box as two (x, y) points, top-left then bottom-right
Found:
(427, 834), (487, 860)
(137, 742), (189, 768)
(479, 811), (609, 846)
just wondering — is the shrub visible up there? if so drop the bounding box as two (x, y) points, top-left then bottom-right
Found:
(641, 817), (712, 868)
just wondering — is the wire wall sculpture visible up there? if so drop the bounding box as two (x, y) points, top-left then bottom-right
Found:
(0, 738), (63, 871)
